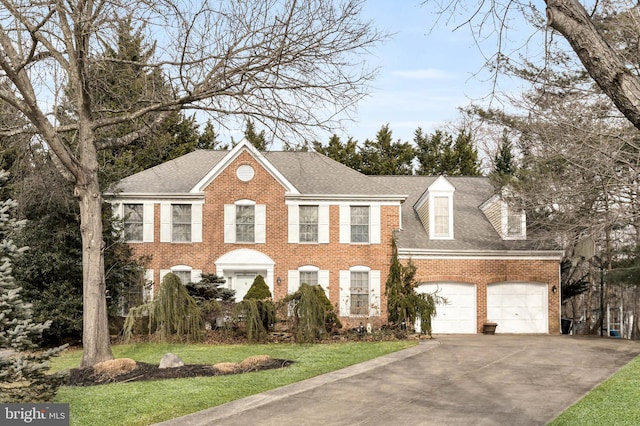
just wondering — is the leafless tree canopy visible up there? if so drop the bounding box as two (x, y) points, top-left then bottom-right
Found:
(0, 0), (383, 148)
(0, 0), (383, 367)
(426, 0), (640, 131)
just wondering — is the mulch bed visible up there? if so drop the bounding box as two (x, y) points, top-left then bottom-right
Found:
(65, 359), (294, 387)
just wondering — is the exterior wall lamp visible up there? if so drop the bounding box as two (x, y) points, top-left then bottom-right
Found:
(552, 285), (557, 294)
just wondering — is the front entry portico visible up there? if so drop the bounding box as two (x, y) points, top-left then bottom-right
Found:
(215, 249), (275, 302)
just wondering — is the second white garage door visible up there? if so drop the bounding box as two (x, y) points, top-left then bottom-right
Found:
(416, 282), (476, 334)
(487, 282), (548, 333)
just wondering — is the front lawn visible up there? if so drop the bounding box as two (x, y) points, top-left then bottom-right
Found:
(51, 341), (415, 426)
(549, 355), (640, 425)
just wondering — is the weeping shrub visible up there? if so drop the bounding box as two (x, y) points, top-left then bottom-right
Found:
(283, 283), (342, 343)
(123, 273), (203, 342)
(232, 275), (275, 342)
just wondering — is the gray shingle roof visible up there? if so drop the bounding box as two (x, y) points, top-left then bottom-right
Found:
(264, 151), (398, 195)
(113, 150), (227, 194)
(112, 147), (556, 253)
(370, 176), (547, 252)
(112, 149), (399, 196)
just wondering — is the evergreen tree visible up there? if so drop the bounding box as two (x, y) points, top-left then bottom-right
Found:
(0, 170), (66, 402)
(385, 238), (437, 335)
(243, 119), (269, 150)
(491, 130), (517, 179)
(234, 275), (275, 341)
(360, 125), (414, 175)
(452, 129), (482, 176)
(14, 154), (144, 346)
(282, 283), (342, 342)
(414, 128), (455, 175)
(415, 128), (480, 176)
(312, 134), (362, 171)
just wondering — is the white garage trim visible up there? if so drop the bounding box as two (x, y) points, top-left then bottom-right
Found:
(487, 282), (548, 333)
(415, 282), (476, 334)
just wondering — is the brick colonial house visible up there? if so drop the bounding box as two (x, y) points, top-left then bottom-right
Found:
(108, 139), (564, 334)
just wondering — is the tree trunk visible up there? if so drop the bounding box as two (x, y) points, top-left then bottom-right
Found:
(77, 169), (113, 368)
(546, 0), (640, 130)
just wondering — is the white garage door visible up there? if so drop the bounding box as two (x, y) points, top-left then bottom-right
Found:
(487, 282), (548, 333)
(416, 283), (476, 334)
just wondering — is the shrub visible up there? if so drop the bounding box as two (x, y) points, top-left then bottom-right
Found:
(123, 273), (203, 342)
(283, 283), (342, 343)
(244, 275), (271, 300)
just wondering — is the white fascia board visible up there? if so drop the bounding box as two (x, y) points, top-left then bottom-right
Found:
(107, 193), (205, 202)
(190, 139), (299, 194)
(398, 248), (565, 261)
(285, 193), (407, 203)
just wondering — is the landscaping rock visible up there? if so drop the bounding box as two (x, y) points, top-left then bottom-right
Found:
(159, 352), (184, 369)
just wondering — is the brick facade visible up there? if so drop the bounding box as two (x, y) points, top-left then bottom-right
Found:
(409, 258), (561, 334)
(114, 141), (562, 334)
(128, 150), (397, 328)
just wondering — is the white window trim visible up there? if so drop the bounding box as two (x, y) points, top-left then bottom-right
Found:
(288, 204), (329, 244)
(160, 201), (203, 243)
(501, 203), (527, 240)
(339, 266), (380, 317)
(288, 265), (330, 297)
(113, 202), (155, 243)
(339, 204), (381, 244)
(429, 192), (454, 240)
(225, 200), (266, 244)
(160, 265), (202, 285)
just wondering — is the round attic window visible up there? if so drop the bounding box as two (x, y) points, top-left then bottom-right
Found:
(236, 164), (255, 182)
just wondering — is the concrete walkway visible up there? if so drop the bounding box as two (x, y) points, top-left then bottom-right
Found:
(155, 335), (640, 426)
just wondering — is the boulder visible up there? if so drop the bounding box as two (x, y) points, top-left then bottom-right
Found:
(159, 352), (184, 369)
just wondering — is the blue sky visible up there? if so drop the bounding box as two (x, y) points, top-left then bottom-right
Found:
(336, 0), (498, 144)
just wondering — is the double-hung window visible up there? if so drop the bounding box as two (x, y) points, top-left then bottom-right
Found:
(236, 204), (255, 243)
(350, 206), (369, 243)
(350, 271), (369, 315)
(299, 206), (319, 243)
(433, 196), (450, 237)
(123, 203), (143, 242)
(172, 204), (192, 242)
(507, 209), (523, 236)
(299, 270), (319, 286)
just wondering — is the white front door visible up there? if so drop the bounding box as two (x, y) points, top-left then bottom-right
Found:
(233, 273), (258, 302)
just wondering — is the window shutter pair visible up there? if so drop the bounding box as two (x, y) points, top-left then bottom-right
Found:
(338, 269), (380, 316)
(160, 203), (202, 242)
(223, 204), (266, 243)
(287, 205), (329, 243)
(338, 205), (381, 244)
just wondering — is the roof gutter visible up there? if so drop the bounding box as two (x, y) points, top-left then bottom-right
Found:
(105, 192), (205, 201)
(399, 248), (565, 261)
(285, 193), (408, 202)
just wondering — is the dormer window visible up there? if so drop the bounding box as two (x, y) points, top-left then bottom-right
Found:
(433, 196), (450, 237)
(480, 189), (527, 241)
(503, 205), (526, 239)
(414, 176), (455, 240)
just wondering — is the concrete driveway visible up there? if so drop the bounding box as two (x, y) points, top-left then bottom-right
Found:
(156, 335), (640, 426)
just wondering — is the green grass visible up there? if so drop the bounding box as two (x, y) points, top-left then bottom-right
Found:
(549, 355), (640, 426)
(51, 341), (415, 426)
